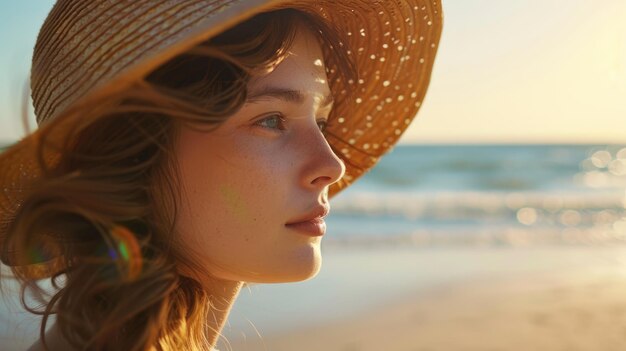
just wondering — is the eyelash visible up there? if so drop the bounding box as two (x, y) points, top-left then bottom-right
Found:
(255, 113), (332, 133)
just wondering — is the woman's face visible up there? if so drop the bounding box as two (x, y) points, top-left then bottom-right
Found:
(173, 26), (345, 284)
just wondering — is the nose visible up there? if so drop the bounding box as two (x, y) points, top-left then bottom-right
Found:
(301, 128), (346, 190)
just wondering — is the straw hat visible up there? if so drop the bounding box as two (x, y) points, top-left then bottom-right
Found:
(0, 0), (442, 277)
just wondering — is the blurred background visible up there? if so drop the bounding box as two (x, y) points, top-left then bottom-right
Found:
(1, 1), (626, 350)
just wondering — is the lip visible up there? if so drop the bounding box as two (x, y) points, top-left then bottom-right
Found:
(285, 218), (326, 237)
(286, 205), (330, 225)
(285, 205), (330, 237)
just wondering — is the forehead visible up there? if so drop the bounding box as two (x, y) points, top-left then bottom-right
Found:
(247, 26), (330, 98)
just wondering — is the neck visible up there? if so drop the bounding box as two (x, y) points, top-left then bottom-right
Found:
(202, 279), (244, 348)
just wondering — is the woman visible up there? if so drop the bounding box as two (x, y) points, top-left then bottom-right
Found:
(0, 1), (442, 350)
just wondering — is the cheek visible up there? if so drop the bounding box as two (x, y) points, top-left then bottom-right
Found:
(174, 136), (294, 253)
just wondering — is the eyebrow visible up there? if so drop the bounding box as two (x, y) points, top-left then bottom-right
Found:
(247, 87), (334, 108)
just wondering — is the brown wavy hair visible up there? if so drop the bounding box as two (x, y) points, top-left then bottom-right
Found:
(1, 8), (356, 351)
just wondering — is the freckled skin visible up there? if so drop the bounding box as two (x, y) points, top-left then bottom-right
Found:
(173, 26), (346, 284)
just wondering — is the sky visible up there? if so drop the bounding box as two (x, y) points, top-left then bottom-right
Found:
(0, 1), (624, 144)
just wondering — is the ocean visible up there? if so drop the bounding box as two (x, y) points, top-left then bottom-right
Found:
(325, 144), (626, 248)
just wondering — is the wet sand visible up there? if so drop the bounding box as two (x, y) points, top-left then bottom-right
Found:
(222, 247), (626, 351)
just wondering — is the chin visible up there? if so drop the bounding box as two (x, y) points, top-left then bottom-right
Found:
(286, 248), (323, 282)
(248, 256), (323, 283)
(290, 259), (322, 282)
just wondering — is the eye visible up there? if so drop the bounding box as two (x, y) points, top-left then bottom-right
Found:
(254, 113), (287, 131)
(317, 119), (332, 133)
(317, 119), (330, 132)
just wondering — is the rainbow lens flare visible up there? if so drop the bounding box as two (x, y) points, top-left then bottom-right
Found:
(109, 225), (143, 281)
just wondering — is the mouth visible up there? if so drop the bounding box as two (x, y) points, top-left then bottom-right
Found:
(286, 205), (330, 225)
(285, 217), (326, 237)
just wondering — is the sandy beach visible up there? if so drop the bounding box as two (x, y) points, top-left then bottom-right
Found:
(220, 246), (626, 351)
(4, 246), (626, 351)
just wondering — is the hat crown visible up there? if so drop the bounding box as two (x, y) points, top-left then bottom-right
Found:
(30, 0), (261, 125)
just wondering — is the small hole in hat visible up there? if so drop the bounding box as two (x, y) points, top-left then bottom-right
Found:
(382, 80), (390, 87)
